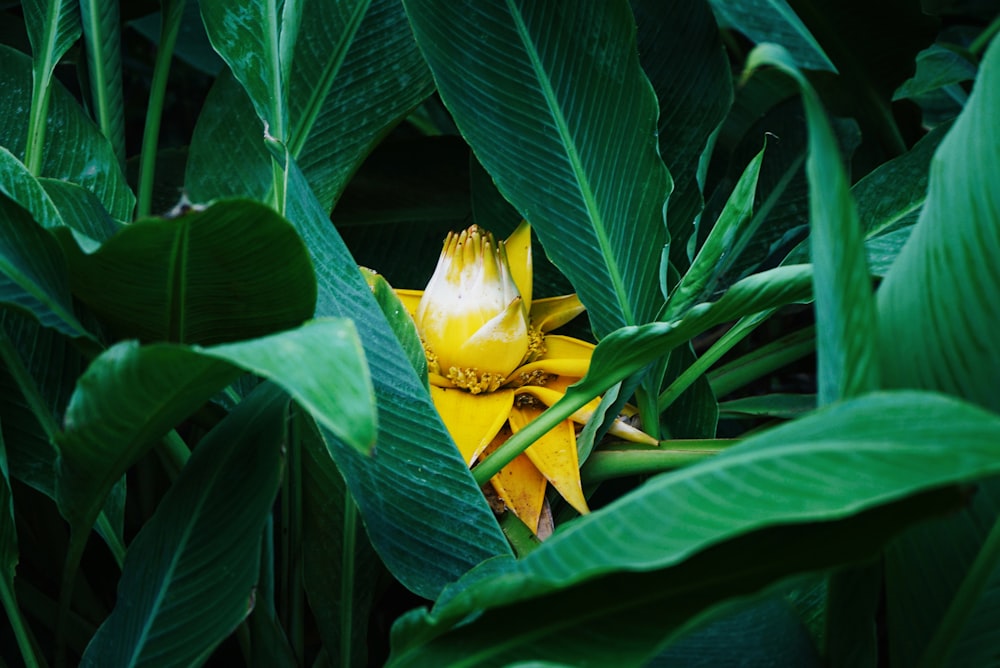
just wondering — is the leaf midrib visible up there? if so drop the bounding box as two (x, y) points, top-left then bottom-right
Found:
(505, 0), (634, 325)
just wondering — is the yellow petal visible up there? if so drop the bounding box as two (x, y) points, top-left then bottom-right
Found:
(451, 296), (529, 376)
(514, 384), (659, 446)
(530, 295), (585, 332)
(540, 334), (594, 361)
(509, 357), (590, 384)
(504, 220), (533, 312)
(430, 386), (513, 465)
(394, 289), (424, 319)
(509, 404), (589, 516)
(483, 427), (547, 535)
(515, 384), (602, 419)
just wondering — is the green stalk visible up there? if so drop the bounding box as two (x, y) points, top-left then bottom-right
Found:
(137, 0), (187, 218)
(285, 416), (304, 661)
(970, 14), (1000, 55)
(580, 441), (732, 483)
(25, 69), (52, 176)
(340, 492), (358, 668)
(55, 529), (88, 668)
(499, 513), (541, 557)
(708, 325), (814, 398)
(472, 390), (593, 485)
(919, 514), (1000, 667)
(0, 578), (41, 668)
(658, 311), (771, 412)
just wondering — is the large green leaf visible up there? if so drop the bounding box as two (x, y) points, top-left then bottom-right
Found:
(190, 0), (434, 211)
(0, 44), (134, 221)
(0, 45), (135, 220)
(391, 391), (1000, 666)
(630, 0), (733, 270)
(707, 0), (835, 71)
(877, 36), (999, 413)
(278, 151), (510, 598)
(747, 45), (879, 405)
(21, 0), (81, 173)
(784, 122), (950, 276)
(79, 0), (126, 165)
(199, 0), (286, 133)
(0, 195), (91, 339)
(61, 199), (316, 346)
(404, 0), (670, 336)
(80, 383), (287, 666)
(55, 319), (375, 537)
(877, 36), (1000, 667)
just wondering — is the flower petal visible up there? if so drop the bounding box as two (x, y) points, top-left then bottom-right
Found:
(452, 296), (529, 375)
(504, 220), (533, 312)
(515, 384), (659, 446)
(530, 295), (585, 332)
(483, 427), (547, 535)
(394, 288), (424, 318)
(430, 386), (514, 464)
(540, 334), (594, 361)
(509, 404), (589, 516)
(509, 357), (590, 384)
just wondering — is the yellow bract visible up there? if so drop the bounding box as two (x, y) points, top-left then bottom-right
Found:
(398, 221), (656, 535)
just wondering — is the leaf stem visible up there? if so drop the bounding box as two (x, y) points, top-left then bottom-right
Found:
(970, 14), (1000, 55)
(137, 0), (186, 218)
(658, 311), (771, 412)
(55, 529), (88, 668)
(919, 512), (1000, 667)
(25, 69), (52, 176)
(0, 578), (42, 668)
(580, 441), (731, 483)
(707, 325), (814, 398)
(340, 491), (358, 668)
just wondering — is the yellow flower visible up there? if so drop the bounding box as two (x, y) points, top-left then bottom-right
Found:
(396, 222), (655, 535)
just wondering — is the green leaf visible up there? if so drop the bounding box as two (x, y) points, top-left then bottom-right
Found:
(876, 36), (1000, 667)
(707, 0), (835, 71)
(362, 269), (427, 386)
(784, 122), (950, 276)
(0, 44), (134, 221)
(79, 0), (126, 166)
(55, 319), (375, 536)
(22, 0), (81, 81)
(189, 0), (434, 211)
(0, 195), (92, 339)
(0, 425), (44, 668)
(21, 0), (81, 174)
(300, 407), (381, 668)
(746, 44), (879, 405)
(61, 199), (316, 346)
(278, 151), (510, 598)
(80, 383), (287, 666)
(877, 35), (1000, 414)
(0, 147), (119, 251)
(473, 263), (813, 483)
(666, 143), (766, 319)
(894, 44), (978, 101)
(392, 391), (1000, 666)
(404, 0), (671, 336)
(200, 0), (286, 134)
(632, 0), (733, 270)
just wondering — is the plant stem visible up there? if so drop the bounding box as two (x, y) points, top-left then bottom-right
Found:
(0, 578), (41, 668)
(55, 530), (88, 668)
(708, 325), (814, 398)
(25, 69), (52, 176)
(658, 310), (771, 412)
(340, 492), (358, 668)
(919, 513), (1000, 667)
(970, 14), (1000, 55)
(580, 441), (732, 483)
(137, 0), (186, 218)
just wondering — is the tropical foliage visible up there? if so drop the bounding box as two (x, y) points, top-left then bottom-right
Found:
(0, 0), (997, 666)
